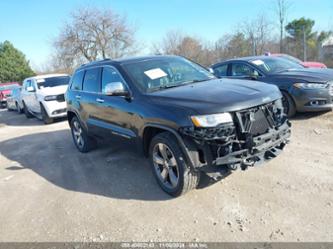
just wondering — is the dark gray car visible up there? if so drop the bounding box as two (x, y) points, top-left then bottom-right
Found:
(211, 56), (333, 117)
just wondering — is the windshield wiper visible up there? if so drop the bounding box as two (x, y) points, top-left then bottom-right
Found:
(150, 79), (212, 92)
(179, 78), (212, 86)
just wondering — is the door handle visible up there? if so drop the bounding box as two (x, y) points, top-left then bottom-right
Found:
(75, 95), (81, 100)
(96, 98), (104, 103)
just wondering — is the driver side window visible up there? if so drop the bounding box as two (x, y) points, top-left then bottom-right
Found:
(25, 80), (32, 91)
(101, 67), (126, 94)
(231, 63), (259, 77)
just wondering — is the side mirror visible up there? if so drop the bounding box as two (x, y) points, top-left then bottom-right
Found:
(27, 86), (35, 92)
(104, 82), (129, 97)
(207, 68), (214, 74)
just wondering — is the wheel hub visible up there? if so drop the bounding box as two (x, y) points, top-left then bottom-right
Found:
(152, 143), (179, 189)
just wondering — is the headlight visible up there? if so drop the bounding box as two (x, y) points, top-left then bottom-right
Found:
(44, 95), (58, 101)
(191, 113), (233, 127)
(293, 83), (328, 89)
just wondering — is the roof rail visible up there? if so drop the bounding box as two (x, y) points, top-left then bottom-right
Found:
(80, 58), (112, 67)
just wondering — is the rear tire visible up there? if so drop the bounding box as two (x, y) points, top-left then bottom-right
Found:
(70, 116), (96, 153)
(23, 102), (33, 119)
(282, 92), (296, 118)
(149, 132), (200, 197)
(40, 103), (54, 124)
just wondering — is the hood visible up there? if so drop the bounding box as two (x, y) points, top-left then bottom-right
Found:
(148, 79), (282, 114)
(302, 61), (327, 68)
(39, 85), (68, 96)
(271, 68), (333, 83)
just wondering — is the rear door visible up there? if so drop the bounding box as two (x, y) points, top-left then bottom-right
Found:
(80, 67), (103, 134)
(67, 69), (85, 116)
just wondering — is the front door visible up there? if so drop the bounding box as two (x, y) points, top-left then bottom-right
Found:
(93, 66), (137, 139)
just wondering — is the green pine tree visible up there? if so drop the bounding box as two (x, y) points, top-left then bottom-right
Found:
(0, 40), (35, 83)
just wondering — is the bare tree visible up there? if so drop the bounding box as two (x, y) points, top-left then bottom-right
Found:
(241, 15), (272, 55)
(152, 30), (215, 66)
(53, 7), (138, 71)
(274, 0), (291, 53)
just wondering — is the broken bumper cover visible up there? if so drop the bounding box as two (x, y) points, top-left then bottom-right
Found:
(213, 122), (290, 168)
(180, 121), (291, 172)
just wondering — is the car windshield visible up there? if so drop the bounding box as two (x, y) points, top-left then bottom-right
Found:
(122, 57), (215, 93)
(279, 54), (303, 64)
(0, 84), (19, 91)
(250, 57), (304, 74)
(37, 76), (70, 89)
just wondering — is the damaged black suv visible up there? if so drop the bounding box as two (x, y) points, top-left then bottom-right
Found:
(66, 55), (291, 197)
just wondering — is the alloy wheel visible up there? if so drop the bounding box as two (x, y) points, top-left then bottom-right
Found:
(152, 143), (179, 189)
(72, 120), (84, 149)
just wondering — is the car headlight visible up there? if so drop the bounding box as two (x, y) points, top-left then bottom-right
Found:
(44, 95), (58, 101)
(293, 83), (328, 89)
(191, 113), (233, 127)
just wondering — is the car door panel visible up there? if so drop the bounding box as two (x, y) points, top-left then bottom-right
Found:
(91, 66), (137, 139)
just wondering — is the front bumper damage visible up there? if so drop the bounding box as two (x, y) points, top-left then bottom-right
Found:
(179, 100), (291, 178)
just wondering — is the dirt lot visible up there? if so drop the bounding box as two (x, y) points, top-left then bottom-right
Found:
(0, 109), (332, 242)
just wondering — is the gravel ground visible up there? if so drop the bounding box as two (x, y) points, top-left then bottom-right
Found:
(0, 109), (332, 242)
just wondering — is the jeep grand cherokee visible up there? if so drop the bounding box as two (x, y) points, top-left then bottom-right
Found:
(66, 55), (291, 197)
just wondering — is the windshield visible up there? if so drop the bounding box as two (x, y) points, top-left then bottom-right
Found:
(0, 84), (19, 91)
(37, 76), (70, 89)
(250, 57), (304, 74)
(279, 54), (303, 64)
(122, 57), (215, 93)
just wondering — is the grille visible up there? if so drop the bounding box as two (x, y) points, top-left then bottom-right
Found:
(249, 108), (271, 136)
(56, 94), (65, 102)
(236, 102), (282, 137)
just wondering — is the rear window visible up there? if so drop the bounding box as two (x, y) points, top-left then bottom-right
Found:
(70, 70), (85, 91)
(37, 76), (70, 89)
(83, 68), (101, 92)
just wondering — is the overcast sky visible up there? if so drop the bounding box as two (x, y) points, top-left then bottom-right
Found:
(1, 0), (333, 69)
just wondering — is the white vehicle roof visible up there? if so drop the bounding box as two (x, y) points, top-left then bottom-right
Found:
(25, 74), (69, 81)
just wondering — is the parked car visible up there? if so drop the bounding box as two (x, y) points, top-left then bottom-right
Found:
(66, 55), (291, 197)
(0, 82), (20, 108)
(269, 53), (327, 69)
(6, 87), (23, 113)
(211, 56), (333, 117)
(21, 74), (70, 124)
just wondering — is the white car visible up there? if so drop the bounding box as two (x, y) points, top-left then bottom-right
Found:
(21, 74), (70, 124)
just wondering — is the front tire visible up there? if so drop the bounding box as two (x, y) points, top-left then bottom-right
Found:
(70, 116), (96, 153)
(23, 102), (33, 119)
(40, 103), (54, 124)
(16, 102), (23, 114)
(282, 92), (296, 118)
(149, 132), (200, 197)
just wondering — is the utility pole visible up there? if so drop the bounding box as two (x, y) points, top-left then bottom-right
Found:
(303, 26), (307, 61)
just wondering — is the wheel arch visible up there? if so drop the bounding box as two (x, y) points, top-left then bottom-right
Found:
(142, 124), (195, 169)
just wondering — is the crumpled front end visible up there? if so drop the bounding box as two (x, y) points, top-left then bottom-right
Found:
(179, 99), (291, 174)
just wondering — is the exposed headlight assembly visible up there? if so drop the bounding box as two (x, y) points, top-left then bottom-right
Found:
(191, 113), (233, 127)
(293, 83), (328, 89)
(44, 95), (58, 101)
